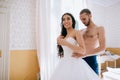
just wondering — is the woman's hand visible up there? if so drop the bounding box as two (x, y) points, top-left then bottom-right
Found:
(57, 35), (64, 40)
(57, 35), (68, 46)
(57, 35), (64, 44)
(57, 38), (67, 46)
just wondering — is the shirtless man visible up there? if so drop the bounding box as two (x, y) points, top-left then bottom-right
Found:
(79, 9), (106, 74)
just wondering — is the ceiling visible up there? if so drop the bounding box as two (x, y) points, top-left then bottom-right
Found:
(91, 0), (120, 7)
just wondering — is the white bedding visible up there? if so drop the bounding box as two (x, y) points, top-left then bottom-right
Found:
(102, 67), (120, 80)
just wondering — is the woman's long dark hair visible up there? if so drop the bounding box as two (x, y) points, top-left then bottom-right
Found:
(57, 13), (76, 57)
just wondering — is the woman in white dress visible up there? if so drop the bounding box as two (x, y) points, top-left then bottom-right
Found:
(50, 13), (101, 80)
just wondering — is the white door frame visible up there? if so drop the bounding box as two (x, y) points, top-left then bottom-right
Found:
(0, 6), (10, 80)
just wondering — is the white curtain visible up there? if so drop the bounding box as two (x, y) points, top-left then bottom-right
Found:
(36, 0), (87, 80)
(36, 0), (60, 80)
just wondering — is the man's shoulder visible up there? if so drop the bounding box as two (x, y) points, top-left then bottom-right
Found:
(97, 26), (104, 30)
(96, 26), (105, 32)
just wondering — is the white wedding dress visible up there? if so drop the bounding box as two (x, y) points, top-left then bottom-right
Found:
(50, 37), (101, 80)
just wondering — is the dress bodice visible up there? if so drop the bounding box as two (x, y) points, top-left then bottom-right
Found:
(62, 37), (78, 58)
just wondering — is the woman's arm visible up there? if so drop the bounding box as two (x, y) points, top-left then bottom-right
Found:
(57, 30), (86, 55)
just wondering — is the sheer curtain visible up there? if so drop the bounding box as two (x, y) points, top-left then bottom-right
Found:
(36, 0), (87, 80)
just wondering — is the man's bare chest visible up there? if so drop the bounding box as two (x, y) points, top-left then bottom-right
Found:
(83, 29), (98, 38)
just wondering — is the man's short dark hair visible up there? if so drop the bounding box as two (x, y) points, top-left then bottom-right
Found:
(80, 8), (91, 15)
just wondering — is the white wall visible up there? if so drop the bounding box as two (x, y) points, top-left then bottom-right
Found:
(9, 0), (36, 50)
(87, 1), (120, 47)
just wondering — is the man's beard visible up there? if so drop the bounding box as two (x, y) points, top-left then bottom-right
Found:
(85, 19), (90, 26)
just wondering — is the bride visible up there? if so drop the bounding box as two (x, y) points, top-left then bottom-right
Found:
(50, 13), (101, 80)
